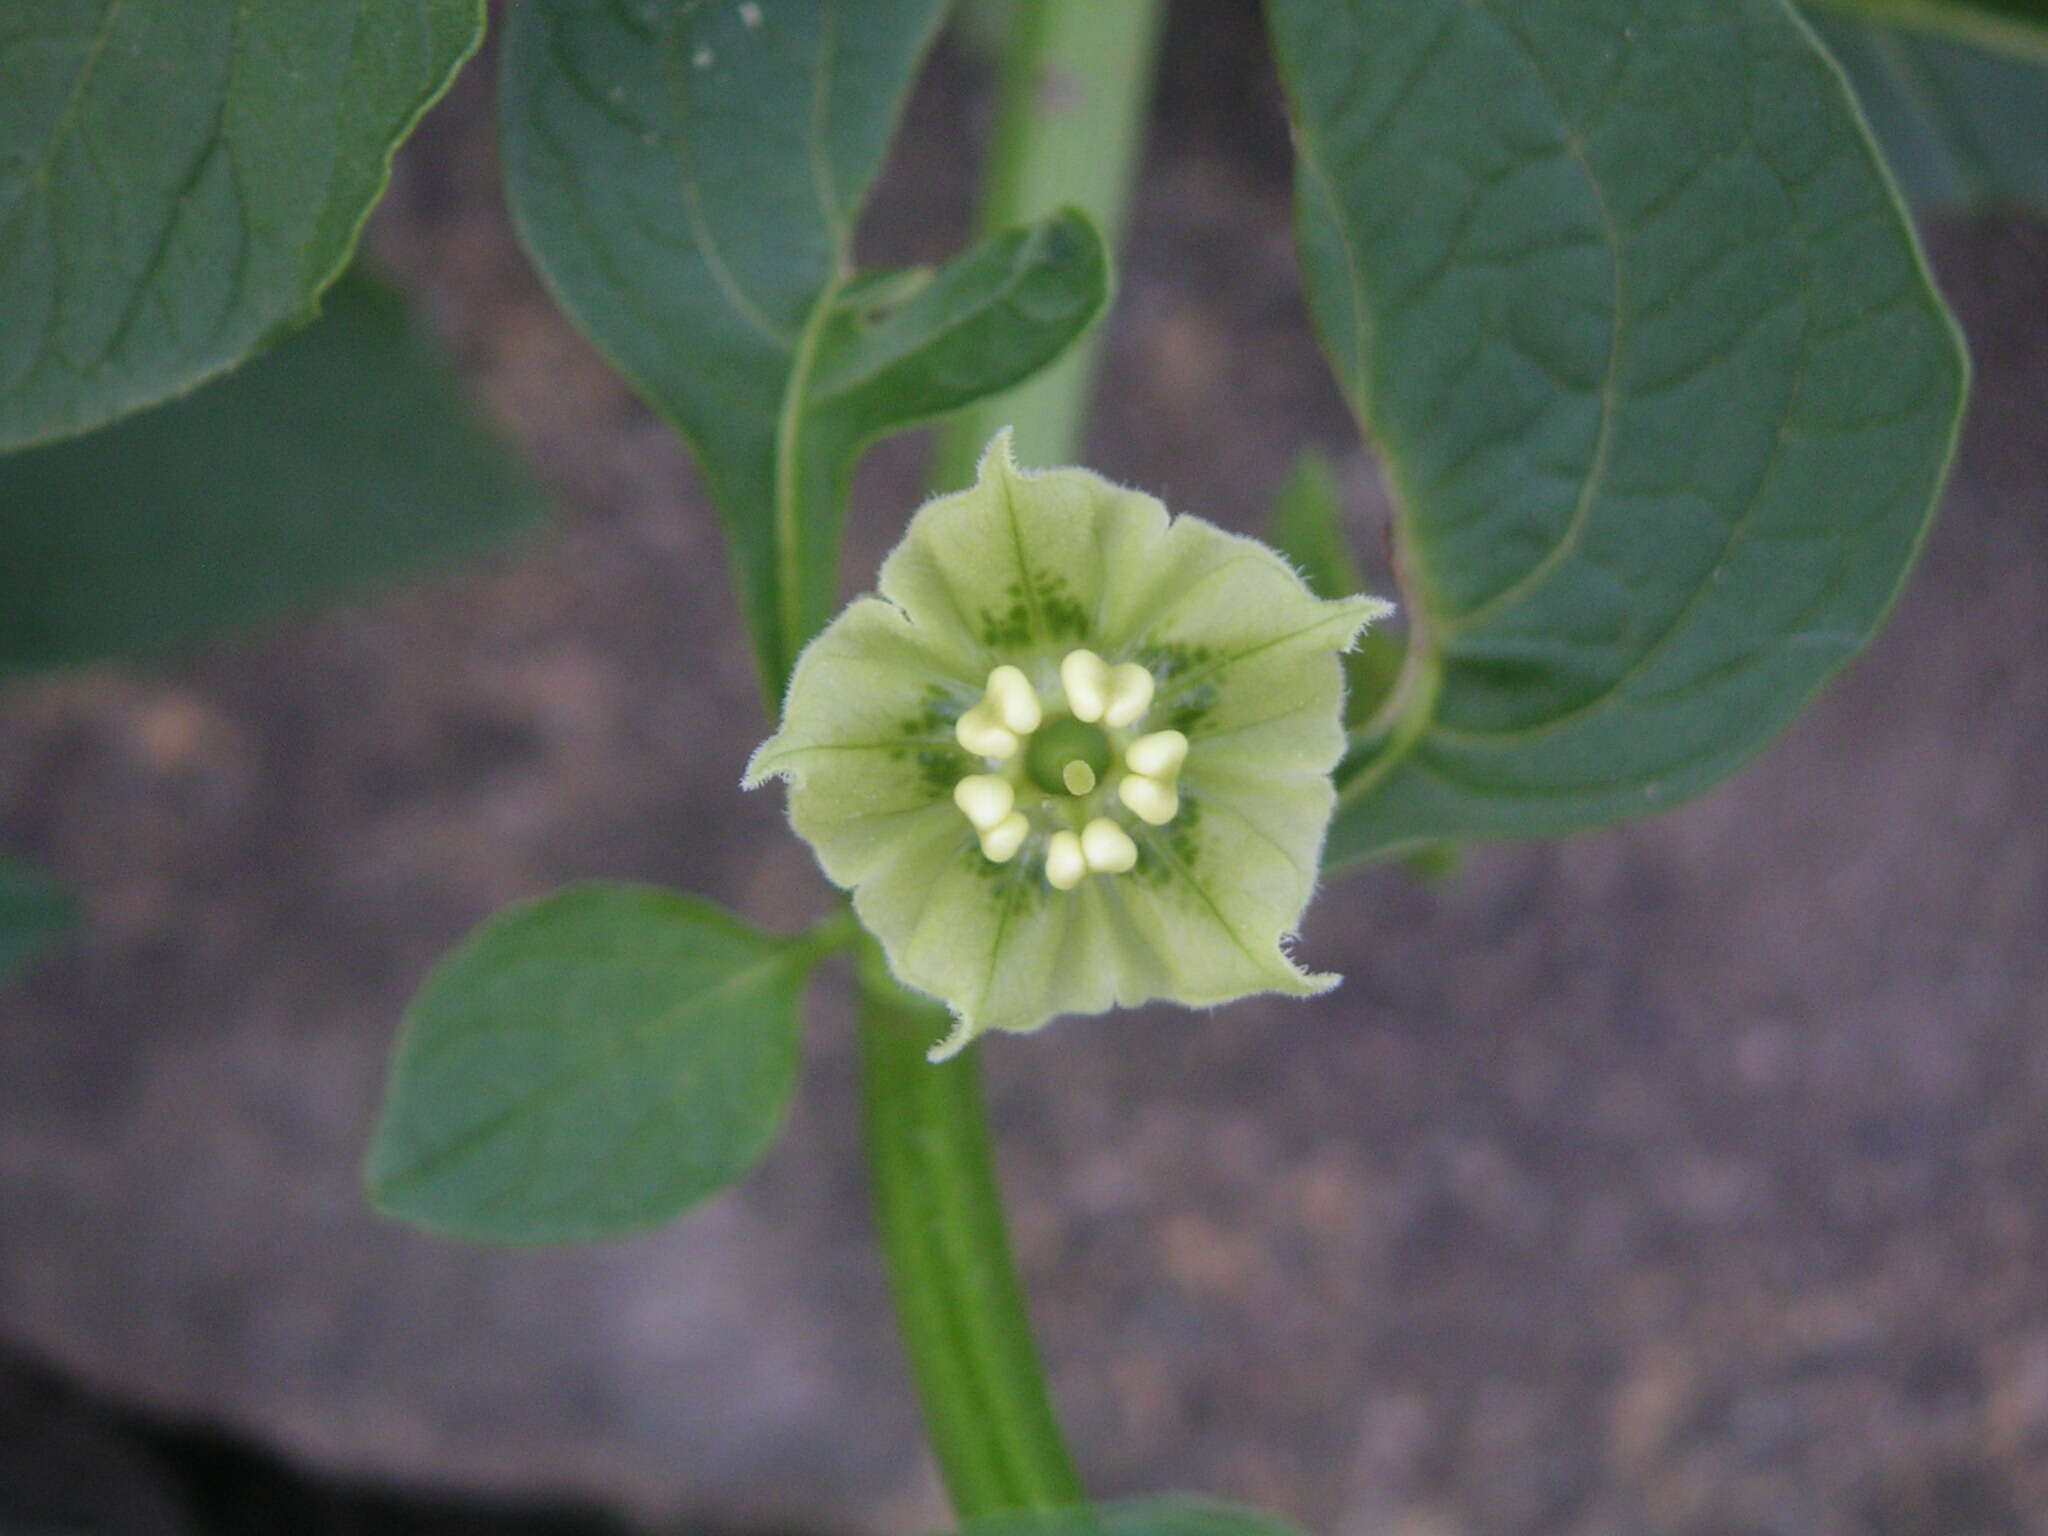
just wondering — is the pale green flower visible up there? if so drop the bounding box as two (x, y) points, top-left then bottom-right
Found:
(745, 432), (1392, 1060)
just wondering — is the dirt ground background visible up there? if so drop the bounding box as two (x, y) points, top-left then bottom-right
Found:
(4, 6), (2047, 1534)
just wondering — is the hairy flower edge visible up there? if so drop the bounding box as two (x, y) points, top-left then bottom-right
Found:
(746, 431), (1393, 1060)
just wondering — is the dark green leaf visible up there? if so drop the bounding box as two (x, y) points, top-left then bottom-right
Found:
(500, 0), (946, 695)
(0, 856), (76, 985)
(0, 268), (543, 679)
(0, 0), (483, 451)
(1269, 0), (1967, 866)
(501, 2), (1107, 700)
(366, 883), (817, 1245)
(1812, 12), (2048, 217)
(942, 1497), (1310, 1536)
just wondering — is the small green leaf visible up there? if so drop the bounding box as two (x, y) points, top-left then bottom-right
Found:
(0, 0), (484, 451)
(942, 1497), (1310, 1536)
(1264, 456), (1447, 868)
(1812, 11), (2048, 217)
(500, 2), (1107, 701)
(806, 207), (1110, 448)
(366, 883), (817, 1245)
(0, 268), (543, 679)
(1263, 451), (1403, 728)
(1266, 451), (1366, 602)
(0, 857), (76, 985)
(1269, 0), (1967, 867)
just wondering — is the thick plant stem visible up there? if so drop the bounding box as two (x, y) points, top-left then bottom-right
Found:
(857, 946), (1084, 1516)
(857, 0), (1163, 1519)
(933, 0), (1166, 486)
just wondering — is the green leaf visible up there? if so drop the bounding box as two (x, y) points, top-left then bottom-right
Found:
(500, 1), (1109, 700)
(942, 1497), (1310, 1536)
(1266, 451), (1366, 602)
(1263, 451), (1403, 728)
(0, 267), (544, 680)
(806, 208), (1110, 450)
(1264, 457), (1449, 873)
(1807, 0), (2048, 62)
(1811, 11), (2048, 217)
(366, 883), (818, 1245)
(0, 856), (76, 985)
(1268, 0), (1967, 867)
(0, 0), (483, 452)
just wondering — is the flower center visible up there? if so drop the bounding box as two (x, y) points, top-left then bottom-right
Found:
(1025, 715), (1111, 797)
(951, 650), (1191, 888)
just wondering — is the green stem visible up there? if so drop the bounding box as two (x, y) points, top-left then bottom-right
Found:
(857, 947), (1084, 1516)
(769, 273), (851, 701)
(933, 0), (1166, 484)
(856, 1), (1163, 1521)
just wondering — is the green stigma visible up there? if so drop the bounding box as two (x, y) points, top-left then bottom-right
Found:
(1026, 715), (1112, 797)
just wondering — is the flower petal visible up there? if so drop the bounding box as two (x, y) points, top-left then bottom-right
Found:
(744, 597), (978, 888)
(855, 844), (1100, 1057)
(864, 859), (1178, 1060)
(1109, 538), (1392, 750)
(1128, 773), (1338, 999)
(855, 778), (1341, 1059)
(876, 430), (1169, 676)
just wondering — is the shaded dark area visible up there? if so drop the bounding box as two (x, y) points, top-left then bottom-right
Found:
(2, 4), (2046, 1535)
(0, 1345), (645, 1536)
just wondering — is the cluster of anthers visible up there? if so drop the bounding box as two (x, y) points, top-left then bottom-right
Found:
(949, 649), (1188, 891)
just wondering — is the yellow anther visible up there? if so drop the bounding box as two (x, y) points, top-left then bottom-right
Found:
(1061, 760), (1097, 795)
(953, 774), (1015, 833)
(1080, 817), (1138, 874)
(979, 811), (1030, 863)
(1101, 663), (1155, 728)
(1059, 649), (1111, 722)
(955, 707), (1018, 760)
(984, 665), (1043, 734)
(1124, 730), (1187, 780)
(1118, 774), (1179, 826)
(1045, 830), (1087, 891)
